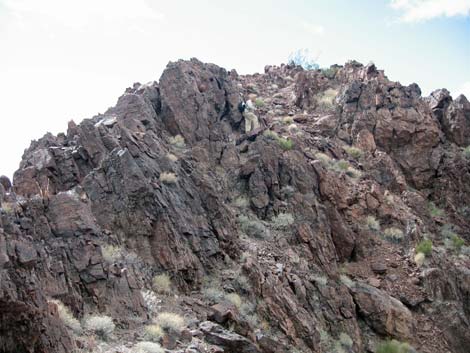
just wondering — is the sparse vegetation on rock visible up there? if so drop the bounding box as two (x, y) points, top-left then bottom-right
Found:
(83, 315), (115, 340)
(154, 312), (185, 332)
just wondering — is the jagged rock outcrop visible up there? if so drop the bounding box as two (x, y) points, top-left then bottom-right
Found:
(1, 58), (469, 353)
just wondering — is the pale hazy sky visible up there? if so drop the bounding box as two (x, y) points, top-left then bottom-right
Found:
(1, 0), (469, 179)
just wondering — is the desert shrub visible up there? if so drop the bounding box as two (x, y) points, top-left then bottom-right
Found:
(1, 202), (15, 214)
(152, 274), (171, 295)
(440, 224), (457, 238)
(311, 275), (328, 286)
(50, 300), (82, 334)
(321, 67), (337, 79)
(141, 290), (159, 316)
(377, 340), (414, 353)
(225, 293), (242, 308)
(345, 146), (363, 159)
(288, 49), (320, 70)
(338, 333), (353, 348)
(133, 341), (164, 353)
(335, 159), (349, 171)
(83, 315), (115, 340)
(463, 146), (470, 159)
(278, 137), (294, 150)
(254, 98), (265, 108)
(428, 202), (445, 217)
(366, 216), (380, 232)
(271, 212), (294, 229)
(155, 312), (185, 332)
(339, 275), (354, 288)
(144, 324), (163, 342)
(233, 196), (250, 209)
(451, 234), (465, 251)
(168, 134), (185, 148)
(345, 166), (362, 179)
(159, 172), (177, 184)
(166, 153), (178, 162)
(238, 215), (269, 238)
(316, 88), (338, 109)
(101, 244), (122, 263)
(282, 116), (294, 125)
(315, 152), (332, 164)
(263, 129), (279, 140)
(416, 239), (432, 256)
(414, 252), (425, 267)
(202, 286), (225, 303)
(281, 185), (295, 199)
(384, 227), (404, 242)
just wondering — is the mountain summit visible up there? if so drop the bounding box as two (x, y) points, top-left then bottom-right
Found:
(1, 58), (469, 353)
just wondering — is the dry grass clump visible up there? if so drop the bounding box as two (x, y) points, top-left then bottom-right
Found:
(282, 116), (294, 125)
(132, 341), (165, 353)
(154, 312), (185, 332)
(166, 153), (178, 162)
(168, 134), (185, 148)
(271, 212), (294, 229)
(345, 146), (363, 159)
(144, 324), (164, 342)
(224, 293), (242, 308)
(50, 300), (82, 334)
(366, 216), (380, 232)
(83, 315), (115, 340)
(263, 129), (279, 140)
(238, 215), (269, 238)
(384, 227), (404, 242)
(152, 274), (171, 295)
(159, 172), (177, 184)
(316, 88), (338, 109)
(414, 252), (425, 267)
(101, 244), (122, 263)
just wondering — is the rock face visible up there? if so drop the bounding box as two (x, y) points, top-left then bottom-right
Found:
(1, 58), (469, 353)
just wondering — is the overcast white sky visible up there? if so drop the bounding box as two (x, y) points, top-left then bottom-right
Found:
(1, 0), (469, 179)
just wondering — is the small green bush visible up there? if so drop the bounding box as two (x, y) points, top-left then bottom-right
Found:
(168, 134), (185, 148)
(416, 239), (432, 256)
(83, 315), (115, 340)
(462, 146), (470, 159)
(377, 340), (414, 353)
(160, 172), (177, 184)
(451, 234), (465, 251)
(278, 137), (294, 150)
(334, 159), (350, 171)
(428, 202), (445, 218)
(152, 274), (171, 294)
(154, 312), (185, 332)
(345, 146), (363, 159)
(254, 98), (265, 108)
(366, 216), (380, 232)
(282, 116), (294, 125)
(263, 129), (279, 140)
(321, 67), (337, 79)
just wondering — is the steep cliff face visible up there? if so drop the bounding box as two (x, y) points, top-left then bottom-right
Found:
(1, 58), (469, 353)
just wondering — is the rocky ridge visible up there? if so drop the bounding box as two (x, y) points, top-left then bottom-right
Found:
(1, 58), (469, 353)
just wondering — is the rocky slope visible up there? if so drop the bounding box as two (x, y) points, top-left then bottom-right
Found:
(1, 58), (469, 353)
